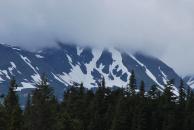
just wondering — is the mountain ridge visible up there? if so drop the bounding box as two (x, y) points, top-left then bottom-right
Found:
(0, 42), (189, 101)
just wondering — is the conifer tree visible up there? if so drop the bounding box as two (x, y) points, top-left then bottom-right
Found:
(4, 78), (22, 130)
(148, 85), (158, 99)
(174, 80), (186, 130)
(178, 79), (186, 106)
(30, 74), (57, 130)
(184, 86), (194, 130)
(159, 80), (176, 130)
(111, 96), (131, 130)
(129, 70), (136, 96)
(79, 82), (84, 96)
(100, 77), (106, 89)
(88, 78), (110, 130)
(162, 80), (176, 105)
(186, 86), (193, 102)
(1, 72), (194, 130)
(139, 80), (145, 98)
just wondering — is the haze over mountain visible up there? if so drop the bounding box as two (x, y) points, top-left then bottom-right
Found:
(0, 0), (194, 76)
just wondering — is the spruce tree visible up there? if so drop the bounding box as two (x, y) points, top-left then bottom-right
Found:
(175, 80), (186, 130)
(100, 77), (106, 89)
(1, 71), (194, 130)
(148, 85), (159, 99)
(178, 79), (186, 106)
(139, 80), (145, 98)
(162, 80), (176, 105)
(30, 74), (57, 130)
(159, 80), (176, 130)
(111, 96), (131, 130)
(88, 78), (110, 130)
(129, 70), (136, 96)
(4, 78), (22, 130)
(79, 82), (84, 96)
(186, 86), (193, 102)
(184, 86), (194, 130)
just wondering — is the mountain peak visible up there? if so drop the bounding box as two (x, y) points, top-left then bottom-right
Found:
(0, 43), (187, 102)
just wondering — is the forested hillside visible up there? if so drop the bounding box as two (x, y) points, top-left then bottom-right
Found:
(0, 71), (194, 130)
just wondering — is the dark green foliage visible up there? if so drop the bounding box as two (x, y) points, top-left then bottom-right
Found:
(179, 79), (186, 106)
(161, 80), (176, 106)
(131, 106), (146, 130)
(56, 112), (82, 130)
(139, 80), (145, 98)
(129, 70), (137, 96)
(27, 74), (58, 130)
(0, 104), (6, 130)
(148, 85), (160, 99)
(4, 78), (23, 130)
(0, 72), (194, 130)
(88, 79), (111, 130)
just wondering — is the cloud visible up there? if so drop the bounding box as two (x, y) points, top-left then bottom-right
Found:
(0, 0), (194, 75)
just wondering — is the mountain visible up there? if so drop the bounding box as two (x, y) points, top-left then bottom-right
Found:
(0, 43), (183, 102)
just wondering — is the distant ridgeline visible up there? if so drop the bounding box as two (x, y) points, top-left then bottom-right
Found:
(0, 42), (191, 104)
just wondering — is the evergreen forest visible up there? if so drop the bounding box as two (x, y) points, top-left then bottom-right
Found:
(0, 71), (194, 130)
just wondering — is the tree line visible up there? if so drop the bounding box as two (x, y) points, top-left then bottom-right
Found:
(0, 71), (194, 130)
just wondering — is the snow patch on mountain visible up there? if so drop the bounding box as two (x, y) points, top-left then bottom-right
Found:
(130, 54), (163, 88)
(159, 66), (168, 84)
(8, 62), (15, 75)
(52, 73), (68, 86)
(35, 54), (44, 58)
(31, 74), (41, 83)
(16, 82), (36, 91)
(58, 48), (102, 88)
(20, 55), (38, 74)
(186, 76), (194, 89)
(0, 70), (10, 79)
(66, 54), (73, 64)
(77, 47), (83, 56)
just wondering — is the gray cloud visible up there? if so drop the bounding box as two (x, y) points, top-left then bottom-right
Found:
(0, 0), (194, 75)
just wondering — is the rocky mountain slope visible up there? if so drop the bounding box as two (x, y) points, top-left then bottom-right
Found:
(0, 43), (184, 101)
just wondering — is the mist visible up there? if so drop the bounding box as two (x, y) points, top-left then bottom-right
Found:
(0, 0), (194, 75)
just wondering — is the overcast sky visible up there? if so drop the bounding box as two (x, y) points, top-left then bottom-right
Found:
(0, 0), (194, 76)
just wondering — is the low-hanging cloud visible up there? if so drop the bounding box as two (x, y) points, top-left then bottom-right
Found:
(0, 0), (194, 75)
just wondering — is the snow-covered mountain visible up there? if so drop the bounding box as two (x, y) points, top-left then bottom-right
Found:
(0, 42), (183, 101)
